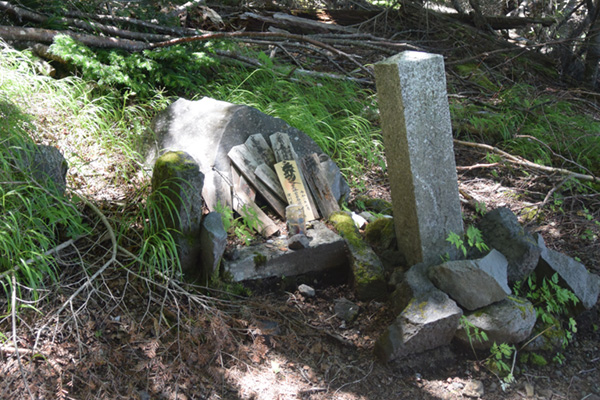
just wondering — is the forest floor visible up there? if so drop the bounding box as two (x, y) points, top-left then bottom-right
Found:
(1, 142), (598, 400)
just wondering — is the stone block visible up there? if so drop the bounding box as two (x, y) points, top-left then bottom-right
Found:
(223, 221), (348, 281)
(151, 150), (204, 275)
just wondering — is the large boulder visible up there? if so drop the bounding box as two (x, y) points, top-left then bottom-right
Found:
(428, 250), (511, 310)
(146, 97), (349, 212)
(151, 151), (204, 276)
(536, 235), (600, 310)
(454, 296), (536, 350)
(478, 207), (540, 284)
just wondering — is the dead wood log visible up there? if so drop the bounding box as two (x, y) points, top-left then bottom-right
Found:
(0, 2), (171, 42)
(240, 11), (357, 34)
(0, 25), (149, 50)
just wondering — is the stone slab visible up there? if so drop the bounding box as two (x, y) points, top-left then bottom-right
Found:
(374, 51), (463, 266)
(222, 221), (348, 281)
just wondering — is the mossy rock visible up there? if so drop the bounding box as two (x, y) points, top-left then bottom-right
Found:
(151, 150), (205, 276)
(329, 211), (387, 301)
(364, 217), (396, 251)
(354, 196), (393, 216)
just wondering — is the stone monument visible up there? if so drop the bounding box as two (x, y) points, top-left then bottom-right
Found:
(374, 51), (463, 266)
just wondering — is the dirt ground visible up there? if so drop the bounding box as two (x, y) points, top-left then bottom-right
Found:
(1, 142), (598, 400)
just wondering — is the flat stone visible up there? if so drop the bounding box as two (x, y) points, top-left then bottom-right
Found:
(428, 250), (510, 310)
(374, 51), (463, 266)
(222, 221), (348, 282)
(536, 235), (600, 310)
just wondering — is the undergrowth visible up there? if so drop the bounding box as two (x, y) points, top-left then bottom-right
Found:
(452, 82), (600, 179)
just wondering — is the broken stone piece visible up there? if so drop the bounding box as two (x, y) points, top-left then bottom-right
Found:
(199, 212), (227, 283)
(334, 298), (359, 322)
(454, 296), (536, 350)
(536, 234), (600, 310)
(298, 284), (315, 297)
(374, 290), (463, 362)
(428, 249), (510, 310)
(478, 207), (540, 284)
(288, 234), (310, 250)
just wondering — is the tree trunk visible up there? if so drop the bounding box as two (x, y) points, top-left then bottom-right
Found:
(583, 1), (600, 86)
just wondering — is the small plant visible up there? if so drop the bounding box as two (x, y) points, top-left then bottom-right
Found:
(513, 273), (579, 353)
(446, 225), (489, 258)
(215, 202), (263, 246)
(460, 316), (488, 355)
(486, 342), (516, 390)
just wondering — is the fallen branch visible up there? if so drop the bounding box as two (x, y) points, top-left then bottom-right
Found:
(33, 194), (116, 352)
(0, 25), (372, 77)
(454, 139), (599, 183)
(0, 2), (171, 42)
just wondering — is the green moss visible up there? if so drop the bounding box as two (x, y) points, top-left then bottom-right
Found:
(455, 63), (500, 92)
(253, 252), (267, 268)
(328, 211), (364, 248)
(364, 217), (396, 250)
(354, 196), (393, 215)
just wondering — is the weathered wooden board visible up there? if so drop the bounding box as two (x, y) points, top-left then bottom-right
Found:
(232, 183), (280, 238)
(270, 132), (320, 219)
(255, 163), (286, 202)
(231, 165), (256, 202)
(270, 132), (298, 163)
(228, 144), (286, 218)
(300, 153), (340, 219)
(245, 134), (276, 166)
(274, 159), (317, 221)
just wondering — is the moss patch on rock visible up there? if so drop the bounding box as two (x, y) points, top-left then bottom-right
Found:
(329, 211), (387, 301)
(364, 217), (396, 250)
